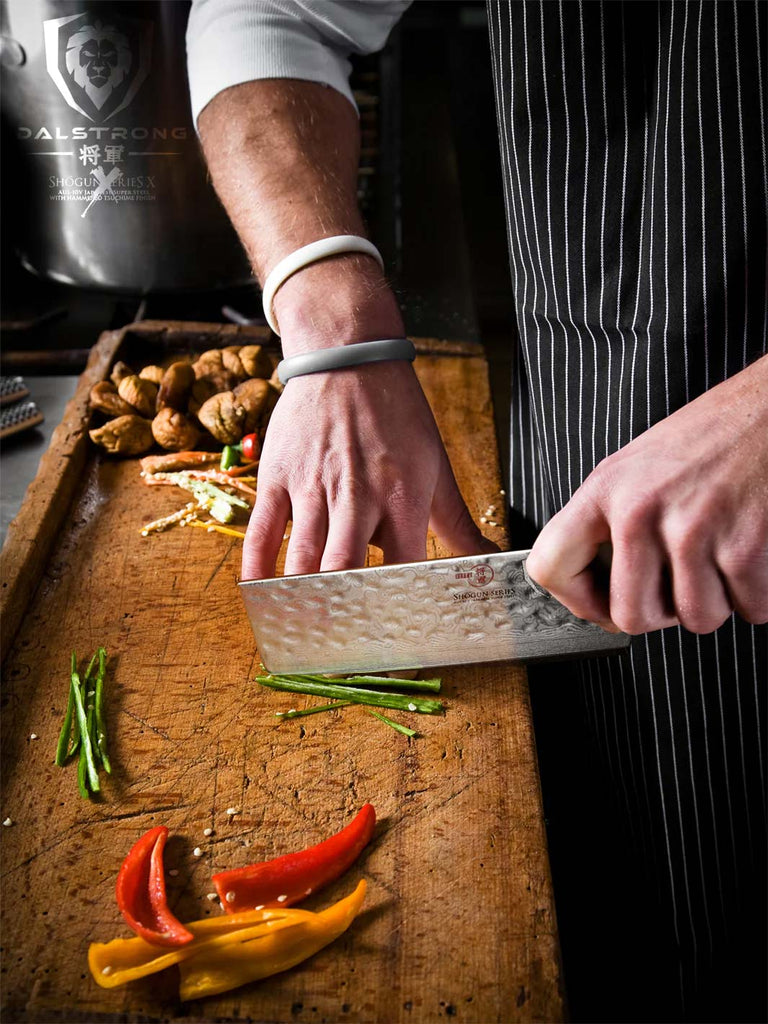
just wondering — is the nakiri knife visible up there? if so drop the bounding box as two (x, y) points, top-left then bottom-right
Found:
(239, 549), (629, 674)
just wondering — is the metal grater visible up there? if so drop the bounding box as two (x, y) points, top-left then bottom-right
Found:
(0, 401), (44, 440)
(0, 376), (30, 407)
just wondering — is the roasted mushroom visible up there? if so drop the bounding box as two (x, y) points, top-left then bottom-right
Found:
(139, 365), (164, 385)
(110, 361), (133, 387)
(197, 390), (246, 444)
(191, 350), (240, 392)
(89, 415), (154, 456)
(117, 375), (158, 418)
(188, 377), (219, 417)
(89, 381), (135, 418)
(239, 344), (273, 379)
(221, 348), (247, 380)
(157, 361), (195, 412)
(151, 407), (201, 451)
(233, 378), (278, 434)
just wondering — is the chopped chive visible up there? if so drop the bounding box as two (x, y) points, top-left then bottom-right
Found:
(93, 647), (111, 773)
(257, 675), (443, 715)
(77, 741), (90, 800)
(276, 701), (352, 720)
(368, 711), (418, 738)
(54, 667), (76, 767)
(71, 665), (100, 794)
(276, 673), (441, 693)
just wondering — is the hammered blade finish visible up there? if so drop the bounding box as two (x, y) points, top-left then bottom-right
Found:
(239, 551), (629, 674)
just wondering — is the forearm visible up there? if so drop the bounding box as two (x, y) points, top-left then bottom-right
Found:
(198, 80), (403, 355)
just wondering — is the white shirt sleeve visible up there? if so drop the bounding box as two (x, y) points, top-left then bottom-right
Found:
(186, 0), (411, 124)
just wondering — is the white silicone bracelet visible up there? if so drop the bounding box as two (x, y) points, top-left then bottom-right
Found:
(261, 235), (384, 335)
(277, 338), (416, 384)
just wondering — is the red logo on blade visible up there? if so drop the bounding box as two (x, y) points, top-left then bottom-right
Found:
(470, 565), (494, 588)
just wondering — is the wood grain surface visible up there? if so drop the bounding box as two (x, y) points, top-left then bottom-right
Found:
(0, 322), (564, 1023)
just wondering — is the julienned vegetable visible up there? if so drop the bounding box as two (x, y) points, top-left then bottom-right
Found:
(368, 711), (418, 738)
(275, 673), (442, 693)
(89, 880), (367, 1000)
(115, 826), (193, 948)
(212, 804), (376, 914)
(257, 674), (444, 714)
(56, 648), (112, 798)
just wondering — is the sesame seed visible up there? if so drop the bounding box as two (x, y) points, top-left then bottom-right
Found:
(29, 734), (38, 740)
(2, 818), (12, 827)
(255, 904), (265, 910)
(226, 891), (236, 903)
(101, 966), (113, 976)
(304, 888), (313, 896)
(479, 517), (487, 523)
(225, 807), (238, 816)
(206, 892), (218, 901)
(168, 869), (179, 877)
(193, 847), (203, 857)
(141, 530), (148, 537)
(203, 827), (213, 837)
(276, 894), (288, 903)
(499, 489), (506, 495)
(488, 521), (498, 527)
(408, 703), (417, 711)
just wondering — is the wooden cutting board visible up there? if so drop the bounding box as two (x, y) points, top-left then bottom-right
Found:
(0, 321), (564, 1023)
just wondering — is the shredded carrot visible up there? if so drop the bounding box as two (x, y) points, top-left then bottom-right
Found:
(226, 460), (260, 477)
(187, 520), (247, 540)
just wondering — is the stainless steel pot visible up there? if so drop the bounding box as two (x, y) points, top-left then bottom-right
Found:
(1, 0), (251, 292)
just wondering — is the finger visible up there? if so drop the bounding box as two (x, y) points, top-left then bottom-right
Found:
(373, 510), (430, 565)
(283, 497), (328, 576)
(526, 505), (615, 627)
(716, 545), (768, 626)
(321, 506), (379, 572)
(610, 535), (679, 635)
(669, 550), (733, 634)
(242, 484), (290, 581)
(430, 458), (498, 556)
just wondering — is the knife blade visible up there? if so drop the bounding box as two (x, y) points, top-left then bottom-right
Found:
(239, 550), (629, 674)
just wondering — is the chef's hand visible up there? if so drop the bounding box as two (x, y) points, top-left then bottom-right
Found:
(241, 261), (493, 580)
(525, 354), (768, 634)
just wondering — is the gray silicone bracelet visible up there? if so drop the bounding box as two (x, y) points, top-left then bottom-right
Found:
(276, 338), (416, 384)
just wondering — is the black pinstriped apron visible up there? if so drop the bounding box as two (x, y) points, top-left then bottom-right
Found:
(487, 1), (766, 1017)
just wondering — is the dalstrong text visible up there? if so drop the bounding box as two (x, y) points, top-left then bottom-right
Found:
(17, 126), (187, 141)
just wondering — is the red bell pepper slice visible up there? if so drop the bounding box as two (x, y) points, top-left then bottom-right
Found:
(115, 826), (194, 947)
(212, 804), (376, 914)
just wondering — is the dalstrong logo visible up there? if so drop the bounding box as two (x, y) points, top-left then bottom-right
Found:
(43, 11), (153, 123)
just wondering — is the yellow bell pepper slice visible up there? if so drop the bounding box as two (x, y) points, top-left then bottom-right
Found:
(178, 879), (367, 1000)
(89, 904), (316, 988)
(88, 880), (366, 998)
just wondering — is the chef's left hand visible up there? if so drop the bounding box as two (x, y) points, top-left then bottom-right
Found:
(525, 354), (768, 635)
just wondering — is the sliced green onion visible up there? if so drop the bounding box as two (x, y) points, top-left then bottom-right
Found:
(71, 665), (100, 794)
(54, 656), (76, 767)
(368, 710), (418, 738)
(277, 673), (441, 693)
(93, 647), (111, 774)
(257, 674), (443, 715)
(276, 701), (352, 720)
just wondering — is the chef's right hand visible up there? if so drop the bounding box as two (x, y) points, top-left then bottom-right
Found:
(241, 259), (494, 580)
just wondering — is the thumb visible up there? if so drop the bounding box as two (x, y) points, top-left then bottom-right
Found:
(429, 457), (499, 557)
(526, 505), (615, 627)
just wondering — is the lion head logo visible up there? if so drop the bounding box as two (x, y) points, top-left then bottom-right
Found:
(44, 11), (152, 123)
(65, 21), (132, 111)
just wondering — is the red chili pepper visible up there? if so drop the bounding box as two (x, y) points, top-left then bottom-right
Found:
(241, 433), (259, 462)
(212, 804), (376, 914)
(115, 826), (194, 947)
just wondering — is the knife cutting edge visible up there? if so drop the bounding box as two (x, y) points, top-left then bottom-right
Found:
(239, 550), (629, 675)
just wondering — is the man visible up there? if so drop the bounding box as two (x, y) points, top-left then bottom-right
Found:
(187, 2), (767, 1019)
